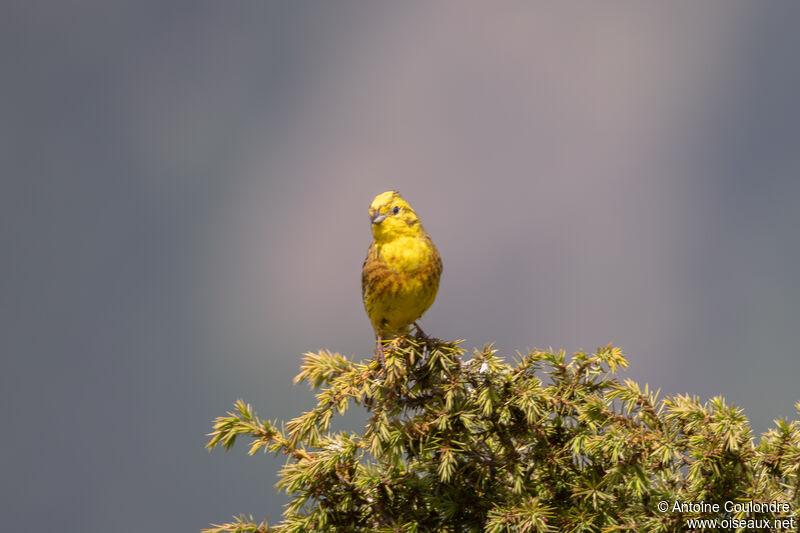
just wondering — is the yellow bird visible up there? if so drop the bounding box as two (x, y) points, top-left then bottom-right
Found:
(361, 191), (442, 357)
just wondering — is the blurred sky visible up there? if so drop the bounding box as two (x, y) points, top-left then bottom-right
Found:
(3, 2), (800, 530)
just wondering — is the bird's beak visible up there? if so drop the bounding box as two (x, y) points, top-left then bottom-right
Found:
(370, 211), (386, 225)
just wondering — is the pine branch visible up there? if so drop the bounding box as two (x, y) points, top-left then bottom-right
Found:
(206, 339), (800, 532)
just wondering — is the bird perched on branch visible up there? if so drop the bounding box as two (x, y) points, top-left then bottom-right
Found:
(361, 190), (442, 360)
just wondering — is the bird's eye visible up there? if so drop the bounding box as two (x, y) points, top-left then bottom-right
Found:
(392, 205), (400, 215)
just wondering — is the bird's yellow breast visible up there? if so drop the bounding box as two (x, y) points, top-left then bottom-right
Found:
(362, 233), (441, 335)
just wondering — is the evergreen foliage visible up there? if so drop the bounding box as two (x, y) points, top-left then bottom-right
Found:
(206, 338), (800, 532)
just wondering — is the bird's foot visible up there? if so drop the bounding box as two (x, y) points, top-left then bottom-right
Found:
(414, 322), (441, 344)
(375, 334), (386, 367)
(413, 322), (438, 360)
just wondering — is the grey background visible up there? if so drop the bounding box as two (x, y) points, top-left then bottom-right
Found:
(3, 2), (799, 530)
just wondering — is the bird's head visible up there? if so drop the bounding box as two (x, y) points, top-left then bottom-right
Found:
(368, 190), (422, 242)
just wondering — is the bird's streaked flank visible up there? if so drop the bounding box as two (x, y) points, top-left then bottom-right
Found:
(361, 190), (442, 359)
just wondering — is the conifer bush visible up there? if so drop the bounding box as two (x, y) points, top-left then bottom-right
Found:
(206, 338), (800, 532)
